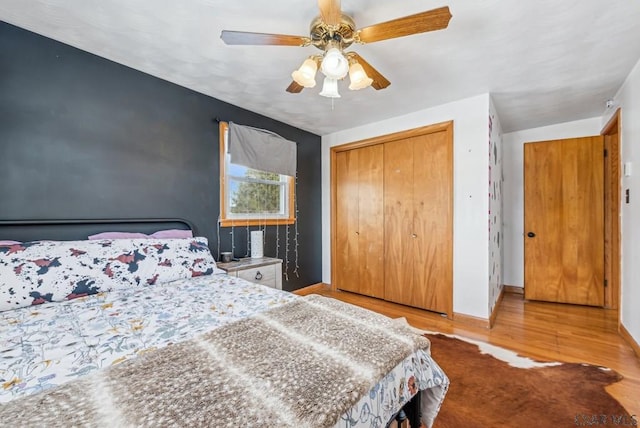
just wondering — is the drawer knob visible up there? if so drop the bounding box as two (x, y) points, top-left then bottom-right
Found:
(255, 271), (263, 280)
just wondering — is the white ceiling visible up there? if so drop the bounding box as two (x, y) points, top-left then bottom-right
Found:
(2, 0), (640, 136)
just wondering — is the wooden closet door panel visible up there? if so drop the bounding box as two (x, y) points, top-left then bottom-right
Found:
(335, 150), (360, 293)
(358, 145), (385, 298)
(413, 131), (453, 314)
(384, 139), (415, 304)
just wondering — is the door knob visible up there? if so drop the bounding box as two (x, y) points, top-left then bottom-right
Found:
(527, 232), (536, 238)
(411, 233), (417, 238)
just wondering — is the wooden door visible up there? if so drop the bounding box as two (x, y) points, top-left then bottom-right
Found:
(413, 131), (453, 314)
(335, 145), (384, 297)
(384, 139), (415, 302)
(524, 136), (604, 306)
(335, 150), (359, 293)
(384, 130), (453, 314)
(356, 145), (385, 298)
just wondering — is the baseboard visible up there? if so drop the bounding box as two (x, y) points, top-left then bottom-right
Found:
(619, 323), (640, 359)
(504, 285), (524, 295)
(453, 312), (490, 329)
(489, 286), (505, 328)
(293, 283), (329, 296)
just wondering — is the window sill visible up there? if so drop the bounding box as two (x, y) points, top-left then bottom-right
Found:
(219, 218), (296, 227)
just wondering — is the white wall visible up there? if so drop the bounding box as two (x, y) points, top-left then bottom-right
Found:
(322, 93), (491, 319)
(603, 56), (640, 346)
(502, 117), (603, 287)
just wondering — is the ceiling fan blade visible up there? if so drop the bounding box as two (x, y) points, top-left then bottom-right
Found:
(350, 52), (390, 90)
(357, 6), (452, 44)
(286, 81), (304, 93)
(318, 0), (342, 27)
(221, 30), (308, 46)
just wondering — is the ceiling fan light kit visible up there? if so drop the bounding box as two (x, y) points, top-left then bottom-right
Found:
(293, 48), (369, 97)
(221, 1), (452, 99)
(291, 57), (319, 88)
(319, 77), (341, 98)
(348, 61), (373, 91)
(320, 47), (349, 80)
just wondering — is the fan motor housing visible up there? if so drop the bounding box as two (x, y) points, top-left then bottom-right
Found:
(309, 14), (356, 50)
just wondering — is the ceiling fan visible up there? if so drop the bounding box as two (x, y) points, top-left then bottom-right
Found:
(221, 0), (452, 98)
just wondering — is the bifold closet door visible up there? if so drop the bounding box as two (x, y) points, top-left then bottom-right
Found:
(384, 131), (452, 314)
(335, 145), (384, 298)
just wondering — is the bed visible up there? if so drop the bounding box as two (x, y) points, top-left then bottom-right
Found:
(0, 219), (448, 427)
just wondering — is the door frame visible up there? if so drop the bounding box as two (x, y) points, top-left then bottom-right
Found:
(330, 121), (454, 311)
(601, 108), (622, 311)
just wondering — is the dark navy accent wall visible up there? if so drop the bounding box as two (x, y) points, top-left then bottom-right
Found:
(0, 22), (322, 291)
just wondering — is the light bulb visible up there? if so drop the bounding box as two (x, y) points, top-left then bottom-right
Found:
(321, 48), (349, 80)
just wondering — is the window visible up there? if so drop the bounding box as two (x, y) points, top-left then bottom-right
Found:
(219, 122), (295, 226)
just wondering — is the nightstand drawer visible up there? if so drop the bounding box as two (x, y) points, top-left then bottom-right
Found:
(236, 265), (277, 288)
(217, 257), (283, 290)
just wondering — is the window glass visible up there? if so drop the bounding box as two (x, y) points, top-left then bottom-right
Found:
(219, 122), (295, 226)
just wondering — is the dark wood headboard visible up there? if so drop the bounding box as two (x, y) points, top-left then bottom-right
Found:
(0, 218), (195, 242)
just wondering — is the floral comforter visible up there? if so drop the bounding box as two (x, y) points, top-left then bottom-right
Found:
(0, 274), (448, 427)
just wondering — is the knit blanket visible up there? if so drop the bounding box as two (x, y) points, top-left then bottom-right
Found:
(0, 294), (432, 427)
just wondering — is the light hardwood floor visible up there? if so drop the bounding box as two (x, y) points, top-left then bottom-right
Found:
(296, 285), (640, 417)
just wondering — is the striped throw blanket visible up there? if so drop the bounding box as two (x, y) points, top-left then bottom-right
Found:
(0, 294), (432, 427)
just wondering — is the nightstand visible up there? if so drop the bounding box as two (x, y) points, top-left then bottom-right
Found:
(217, 257), (283, 290)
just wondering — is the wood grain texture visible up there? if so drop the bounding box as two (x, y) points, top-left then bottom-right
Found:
(301, 285), (640, 417)
(331, 121), (453, 316)
(412, 130), (452, 315)
(357, 145), (385, 298)
(330, 121), (452, 152)
(335, 150), (360, 294)
(220, 30), (306, 46)
(384, 128), (453, 315)
(334, 146), (384, 297)
(357, 7), (452, 44)
(524, 141), (562, 302)
(286, 81), (304, 93)
(383, 138), (416, 305)
(318, 0), (342, 27)
(602, 109), (621, 311)
(524, 136), (604, 306)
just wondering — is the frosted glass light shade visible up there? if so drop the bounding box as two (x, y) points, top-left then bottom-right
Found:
(291, 58), (317, 88)
(319, 77), (340, 98)
(321, 48), (349, 79)
(348, 62), (373, 90)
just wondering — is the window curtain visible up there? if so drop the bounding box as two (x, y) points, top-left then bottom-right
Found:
(228, 122), (297, 177)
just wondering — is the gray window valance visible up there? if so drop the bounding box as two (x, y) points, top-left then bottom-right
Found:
(228, 122), (297, 177)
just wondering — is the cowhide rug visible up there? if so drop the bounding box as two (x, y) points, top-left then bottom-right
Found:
(426, 333), (633, 428)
